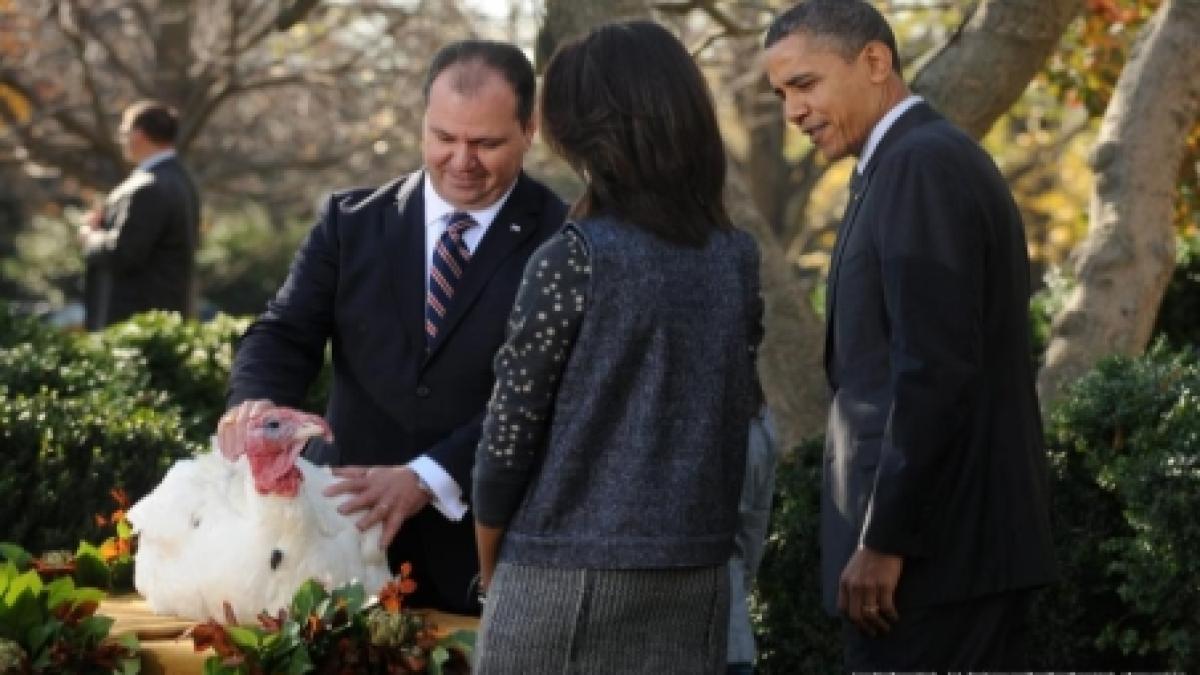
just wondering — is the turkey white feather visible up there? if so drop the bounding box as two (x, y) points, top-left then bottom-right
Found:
(126, 408), (391, 623)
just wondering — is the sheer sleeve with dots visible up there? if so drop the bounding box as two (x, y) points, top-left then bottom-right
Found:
(472, 227), (591, 527)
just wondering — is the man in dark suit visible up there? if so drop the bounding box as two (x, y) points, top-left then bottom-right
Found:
(221, 40), (566, 616)
(80, 101), (200, 330)
(764, 1), (1056, 669)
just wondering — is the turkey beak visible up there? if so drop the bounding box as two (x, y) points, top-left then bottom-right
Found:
(294, 421), (329, 443)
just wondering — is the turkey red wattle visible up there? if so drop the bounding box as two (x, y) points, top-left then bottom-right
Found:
(242, 411), (332, 497)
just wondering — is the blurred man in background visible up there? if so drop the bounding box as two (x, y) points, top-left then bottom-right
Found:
(80, 100), (200, 330)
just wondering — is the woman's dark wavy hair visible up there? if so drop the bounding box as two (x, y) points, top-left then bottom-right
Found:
(540, 20), (733, 247)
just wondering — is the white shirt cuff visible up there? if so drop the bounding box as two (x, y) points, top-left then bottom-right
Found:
(406, 455), (469, 521)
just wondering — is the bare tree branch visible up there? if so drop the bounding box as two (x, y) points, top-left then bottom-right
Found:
(75, 7), (155, 96)
(55, 1), (120, 159)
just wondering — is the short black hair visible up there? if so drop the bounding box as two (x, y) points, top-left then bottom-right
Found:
(764, 0), (902, 75)
(125, 100), (179, 144)
(540, 20), (732, 247)
(422, 40), (536, 127)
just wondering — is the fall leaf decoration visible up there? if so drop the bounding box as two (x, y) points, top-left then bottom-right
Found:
(188, 568), (475, 674)
(50, 598), (100, 626)
(190, 620), (244, 666)
(93, 488), (136, 566)
(379, 561), (419, 614)
(0, 543), (141, 674)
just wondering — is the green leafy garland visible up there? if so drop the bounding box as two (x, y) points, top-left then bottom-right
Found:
(192, 563), (474, 675)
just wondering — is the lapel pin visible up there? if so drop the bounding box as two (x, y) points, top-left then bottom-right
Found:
(510, 223), (521, 232)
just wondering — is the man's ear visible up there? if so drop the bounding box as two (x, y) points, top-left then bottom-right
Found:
(862, 41), (896, 83)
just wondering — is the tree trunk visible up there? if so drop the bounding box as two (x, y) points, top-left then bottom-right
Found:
(154, 0), (194, 111)
(735, 41), (790, 233)
(911, 0), (1083, 138)
(1037, 0), (1200, 406)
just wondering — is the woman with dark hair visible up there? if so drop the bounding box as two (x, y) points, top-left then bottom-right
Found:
(471, 19), (762, 674)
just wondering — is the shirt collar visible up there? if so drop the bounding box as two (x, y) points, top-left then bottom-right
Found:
(423, 172), (518, 231)
(857, 94), (923, 174)
(137, 148), (176, 172)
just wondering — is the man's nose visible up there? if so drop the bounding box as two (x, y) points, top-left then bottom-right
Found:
(784, 94), (809, 127)
(449, 144), (477, 170)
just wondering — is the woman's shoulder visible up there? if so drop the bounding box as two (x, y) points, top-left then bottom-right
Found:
(529, 224), (592, 270)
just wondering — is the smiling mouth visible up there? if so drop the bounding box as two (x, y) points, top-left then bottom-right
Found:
(804, 123), (828, 142)
(446, 174), (483, 186)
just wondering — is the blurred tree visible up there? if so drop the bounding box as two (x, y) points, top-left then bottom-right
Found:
(0, 0), (472, 214)
(1038, 0), (1200, 405)
(0, 0), (477, 314)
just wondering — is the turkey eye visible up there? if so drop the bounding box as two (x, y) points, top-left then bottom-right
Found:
(270, 549), (283, 570)
(266, 420), (281, 431)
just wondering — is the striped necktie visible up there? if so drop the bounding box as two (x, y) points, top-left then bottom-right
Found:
(426, 212), (477, 343)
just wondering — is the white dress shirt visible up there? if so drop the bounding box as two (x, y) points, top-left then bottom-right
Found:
(857, 94), (923, 174)
(405, 173), (518, 521)
(137, 148), (177, 172)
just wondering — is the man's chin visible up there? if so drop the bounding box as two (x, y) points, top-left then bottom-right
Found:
(817, 144), (849, 163)
(446, 187), (500, 211)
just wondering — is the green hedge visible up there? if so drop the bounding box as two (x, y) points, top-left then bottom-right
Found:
(0, 308), (199, 552)
(751, 437), (840, 674)
(754, 344), (1199, 672)
(99, 312), (251, 443)
(0, 306), (331, 554)
(1034, 342), (1200, 671)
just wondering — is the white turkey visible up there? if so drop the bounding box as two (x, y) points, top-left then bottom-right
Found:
(126, 407), (392, 623)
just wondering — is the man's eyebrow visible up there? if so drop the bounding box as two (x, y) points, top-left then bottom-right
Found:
(428, 125), (505, 143)
(784, 73), (816, 88)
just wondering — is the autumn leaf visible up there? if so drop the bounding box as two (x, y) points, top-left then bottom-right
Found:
(52, 599), (99, 625)
(191, 620), (241, 659)
(257, 608), (286, 632)
(223, 601), (240, 626)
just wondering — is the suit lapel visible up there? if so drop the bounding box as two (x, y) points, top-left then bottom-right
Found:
(823, 172), (868, 384)
(424, 173), (542, 362)
(822, 101), (942, 386)
(383, 172), (427, 351)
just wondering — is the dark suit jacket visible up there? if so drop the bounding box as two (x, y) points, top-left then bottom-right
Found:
(821, 102), (1056, 614)
(84, 155), (200, 329)
(228, 170), (566, 614)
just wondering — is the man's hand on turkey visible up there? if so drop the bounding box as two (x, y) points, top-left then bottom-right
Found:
(325, 466), (432, 550)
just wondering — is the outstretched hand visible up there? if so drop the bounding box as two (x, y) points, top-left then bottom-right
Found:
(838, 545), (904, 637)
(325, 466), (431, 550)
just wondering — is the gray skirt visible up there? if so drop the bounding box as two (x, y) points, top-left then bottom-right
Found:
(475, 562), (729, 674)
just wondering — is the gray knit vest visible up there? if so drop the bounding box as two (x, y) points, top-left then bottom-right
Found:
(500, 215), (761, 569)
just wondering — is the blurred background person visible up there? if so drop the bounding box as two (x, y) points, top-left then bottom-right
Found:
(80, 100), (200, 330)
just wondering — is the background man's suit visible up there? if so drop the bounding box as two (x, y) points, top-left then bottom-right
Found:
(83, 154), (200, 329)
(229, 170), (565, 614)
(822, 101), (1056, 659)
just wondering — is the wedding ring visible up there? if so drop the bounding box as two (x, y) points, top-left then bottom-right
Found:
(863, 605), (879, 613)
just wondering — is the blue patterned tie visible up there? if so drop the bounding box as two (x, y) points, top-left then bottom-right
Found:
(426, 212), (477, 344)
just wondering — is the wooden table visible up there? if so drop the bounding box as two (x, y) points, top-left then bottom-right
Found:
(102, 595), (479, 674)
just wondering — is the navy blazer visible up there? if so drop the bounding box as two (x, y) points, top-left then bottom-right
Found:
(229, 170), (566, 613)
(821, 103), (1056, 613)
